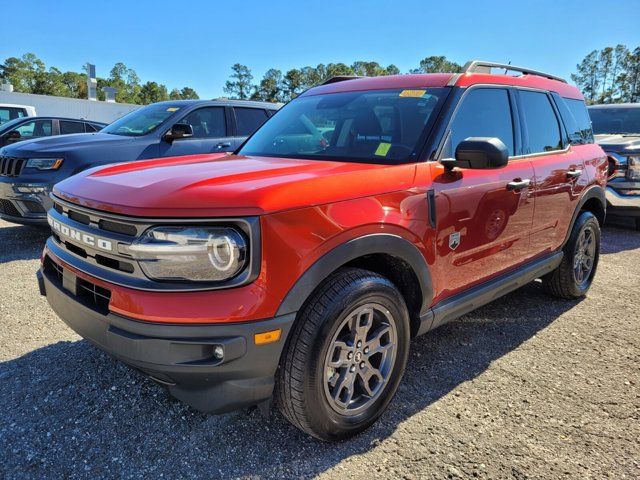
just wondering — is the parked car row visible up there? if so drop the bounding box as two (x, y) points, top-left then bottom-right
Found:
(0, 99), (277, 223)
(0, 116), (106, 147)
(0, 60), (634, 441)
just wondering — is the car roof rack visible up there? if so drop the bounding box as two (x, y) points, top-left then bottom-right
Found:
(462, 60), (567, 83)
(320, 75), (364, 85)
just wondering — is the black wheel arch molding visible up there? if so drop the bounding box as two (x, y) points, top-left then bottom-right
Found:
(562, 185), (606, 249)
(275, 233), (434, 321)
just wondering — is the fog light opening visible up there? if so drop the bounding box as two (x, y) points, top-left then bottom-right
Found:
(213, 345), (224, 360)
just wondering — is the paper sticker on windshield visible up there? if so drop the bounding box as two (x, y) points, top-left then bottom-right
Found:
(166, 107), (179, 112)
(375, 142), (392, 156)
(399, 89), (426, 98)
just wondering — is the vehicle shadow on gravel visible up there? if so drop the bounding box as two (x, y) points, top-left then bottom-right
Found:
(0, 223), (50, 263)
(0, 281), (581, 479)
(601, 223), (640, 254)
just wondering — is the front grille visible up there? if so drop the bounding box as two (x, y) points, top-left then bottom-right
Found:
(99, 218), (137, 236)
(0, 157), (26, 177)
(0, 199), (22, 217)
(68, 209), (91, 225)
(43, 255), (111, 315)
(54, 201), (139, 238)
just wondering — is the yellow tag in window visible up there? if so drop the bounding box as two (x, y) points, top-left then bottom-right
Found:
(399, 89), (426, 98)
(166, 107), (179, 112)
(375, 142), (392, 156)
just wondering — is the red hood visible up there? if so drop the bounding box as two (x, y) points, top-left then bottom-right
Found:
(53, 153), (417, 217)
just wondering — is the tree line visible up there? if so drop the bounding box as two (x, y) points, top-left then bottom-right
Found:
(571, 45), (640, 104)
(3, 48), (640, 106)
(224, 56), (463, 102)
(0, 53), (199, 104)
(225, 47), (640, 105)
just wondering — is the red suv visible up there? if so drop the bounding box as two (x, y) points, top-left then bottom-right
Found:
(38, 61), (608, 440)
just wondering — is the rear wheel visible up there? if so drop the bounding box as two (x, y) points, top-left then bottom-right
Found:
(275, 268), (410, 441)
(543, 210), (600, 299)
(635, 218), (640, 231)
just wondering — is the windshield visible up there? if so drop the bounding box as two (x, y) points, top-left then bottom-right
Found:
(239, 88), (448, 163)
(102, 103), (184, 136)
(0, 117), (25, 135)
(589, 107), (640, 135)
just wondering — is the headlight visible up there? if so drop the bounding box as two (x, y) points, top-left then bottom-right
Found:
(627, 156), (640, 181)
(26, 158), (64, 170)
(126, 226), (247, 282)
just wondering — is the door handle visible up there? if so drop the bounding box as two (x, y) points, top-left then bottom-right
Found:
(566, 168), (582, 179)
(506, 179), (531, 191)
(216, 142), (232, 149)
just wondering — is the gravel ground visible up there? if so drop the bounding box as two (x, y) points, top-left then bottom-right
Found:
(0, 218), (638, 479)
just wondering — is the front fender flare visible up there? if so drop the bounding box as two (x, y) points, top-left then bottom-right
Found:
(275, 233), (433, 318)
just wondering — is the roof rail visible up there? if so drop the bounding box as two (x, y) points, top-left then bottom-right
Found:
(462, 60), (567, 83)
(321, 75), (364, 85)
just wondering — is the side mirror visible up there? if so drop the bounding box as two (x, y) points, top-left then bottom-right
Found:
(442, 137), (509, 170)
(164, 123), (193, 142)
(5, 130), (21, 143)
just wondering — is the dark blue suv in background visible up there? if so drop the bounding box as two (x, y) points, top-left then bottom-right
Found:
(0, 99), (278, 225)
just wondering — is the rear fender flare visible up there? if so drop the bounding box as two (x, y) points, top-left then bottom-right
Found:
(562, 186), (606, 248)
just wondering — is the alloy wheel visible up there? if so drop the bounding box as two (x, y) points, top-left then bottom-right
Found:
(322, 303), (398, 416)
(573, 226), (596, 285)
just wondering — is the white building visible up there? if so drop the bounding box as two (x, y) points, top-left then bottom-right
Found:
(0, 90), (140, 124)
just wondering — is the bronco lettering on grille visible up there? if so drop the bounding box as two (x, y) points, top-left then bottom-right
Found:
(47, 214), (113, 252)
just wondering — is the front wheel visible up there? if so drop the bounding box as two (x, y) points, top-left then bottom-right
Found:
(275, 268), (410, 441)
(543, 210), (601, 299)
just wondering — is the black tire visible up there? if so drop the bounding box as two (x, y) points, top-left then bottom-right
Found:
(635, 218), (640, 231)
(275, 268), (410, 441)
(543, 211), (601, 299)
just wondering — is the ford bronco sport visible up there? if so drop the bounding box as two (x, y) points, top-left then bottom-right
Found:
(38, 61), (608, 441)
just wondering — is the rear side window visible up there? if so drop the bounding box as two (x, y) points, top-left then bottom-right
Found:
(235, 108), (269, 136)
(445, 88), (514, 156)
(85, 123), (97, 132)
(553, 95), (593, 145)
(519, 91), (563, 154)
(60, 121), (85, 135)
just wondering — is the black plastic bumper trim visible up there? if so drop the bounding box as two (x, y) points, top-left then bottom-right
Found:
(39, 268), (296, 413)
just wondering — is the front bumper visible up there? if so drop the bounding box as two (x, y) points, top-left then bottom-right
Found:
(37, 263), (296, 413)
(0, 179), (52, 225)
(605, 185), (640, 217)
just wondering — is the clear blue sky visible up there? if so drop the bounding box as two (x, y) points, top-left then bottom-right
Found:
(2, 0), (640, 99)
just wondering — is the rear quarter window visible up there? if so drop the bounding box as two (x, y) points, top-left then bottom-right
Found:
(554, 95), (594, 145)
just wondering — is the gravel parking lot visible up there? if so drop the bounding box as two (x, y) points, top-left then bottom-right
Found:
(0, 218), (638, 479)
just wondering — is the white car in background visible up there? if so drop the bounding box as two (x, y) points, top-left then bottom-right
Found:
(0, 104), (36, 125)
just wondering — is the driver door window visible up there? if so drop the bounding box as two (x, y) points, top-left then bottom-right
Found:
(180, 107), (226, 138)
(160, 107), (233, 157)
(443, 88), (515, 157)
(16, 120), (53, 139)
